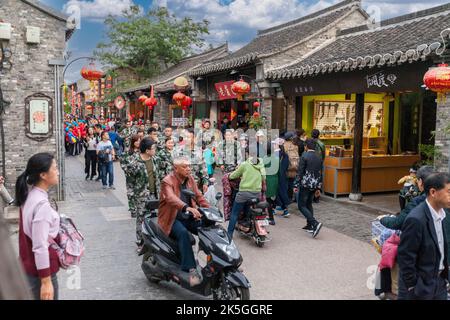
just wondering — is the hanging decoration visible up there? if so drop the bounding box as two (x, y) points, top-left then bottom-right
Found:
(230, 108), (237, 121)
(423, 63), (450, 103)
(182, 96), (192, 107)
(138, 94), (148, 103)
(81, 61), (104, 96)
(174, 76), (189, 91)
(253, 101), (260, 108)
(145, 85), (158, 109)
(231, 77), (251, 100)
(173, 91), (186, 106)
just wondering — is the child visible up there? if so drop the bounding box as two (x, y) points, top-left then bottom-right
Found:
(398, 167), (419, 210)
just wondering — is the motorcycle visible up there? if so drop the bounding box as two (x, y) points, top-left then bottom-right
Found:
(140, 190), (251, 300)
(236, 198), (271, 247)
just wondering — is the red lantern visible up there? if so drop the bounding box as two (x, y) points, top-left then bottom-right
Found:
(145, 97), (157, 108)
(173, 91), (186, 106)
(145, 85), (158, 108)
(253, 112), (260, 118)
(182, 96), (192, 107)
(424, 63), (450, 102)
(81, 62), (103, 81)
(253, 101), (260, 108)
(138, 95), (148, 103)
(231, 78), (251, 100)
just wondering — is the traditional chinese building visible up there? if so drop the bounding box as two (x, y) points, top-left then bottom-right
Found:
(188, 0), (370, 130)
(0, 0), (74, 200)
(265, 3), (450, 198)
(122, 44), (229, 127)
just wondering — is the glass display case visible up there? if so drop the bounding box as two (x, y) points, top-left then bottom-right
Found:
(312, 100), (386, 156)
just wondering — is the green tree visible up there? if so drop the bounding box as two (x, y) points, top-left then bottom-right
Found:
(95, 6), (209, 79)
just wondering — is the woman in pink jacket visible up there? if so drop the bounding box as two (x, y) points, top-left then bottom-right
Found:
(16, 153), (60, 300)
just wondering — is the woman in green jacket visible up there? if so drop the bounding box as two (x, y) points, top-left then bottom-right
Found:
(227, 157), (266, 239)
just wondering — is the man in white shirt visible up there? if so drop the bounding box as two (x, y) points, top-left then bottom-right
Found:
(398, 172), (450, 300)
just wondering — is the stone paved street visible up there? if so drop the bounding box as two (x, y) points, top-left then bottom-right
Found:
(13, 155), (380, 300)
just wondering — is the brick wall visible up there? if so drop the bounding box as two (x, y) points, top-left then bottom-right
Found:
(0, 0), (67, 194)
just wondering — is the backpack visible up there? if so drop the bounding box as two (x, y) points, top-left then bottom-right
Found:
(49, 214), (85, 269)
(284, 141), (299, 178)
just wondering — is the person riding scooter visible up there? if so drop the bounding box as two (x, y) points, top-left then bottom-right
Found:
(227, 156), (266, 240)
(157, 157), (210, 287)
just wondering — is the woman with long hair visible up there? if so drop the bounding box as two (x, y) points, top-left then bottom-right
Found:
(84, 127), (97, 180)
(16, 153), (60, 300)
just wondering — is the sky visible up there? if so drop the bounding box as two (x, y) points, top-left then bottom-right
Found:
(38, 0), (450, 82)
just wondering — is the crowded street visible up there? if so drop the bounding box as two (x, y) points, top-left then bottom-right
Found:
(37, 155), (379, 300)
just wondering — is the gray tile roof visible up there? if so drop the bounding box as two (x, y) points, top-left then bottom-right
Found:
(122, 44), (229, 93)
(266, 3), (450, 80)
(189, 0), (365, 77)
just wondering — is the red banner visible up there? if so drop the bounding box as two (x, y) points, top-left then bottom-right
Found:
(215, 81), (236, 100)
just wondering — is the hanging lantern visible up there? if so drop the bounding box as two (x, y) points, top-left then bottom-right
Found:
(253, 111), (260, 118)
(423, 63), (450, 103)
(231, 78), (251, 100)
(145, 97), (157, 108)
(81, 62), (104, 95)
(253, 101), (260, 108)
(182, 96), (192, 107)
(173, 91), (186, 106)
(138, 95), (148, 103)
(145, 85), (158, 108)
(174, 76), (189, 91)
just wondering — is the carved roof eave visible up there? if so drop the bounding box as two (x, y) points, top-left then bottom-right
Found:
(265, 42), (443, 80)
(188, 53), (259, 77)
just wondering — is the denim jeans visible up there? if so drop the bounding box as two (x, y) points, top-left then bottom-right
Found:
(297, 187), (318, 227)
(170, 218), (201, 272)
(101, 161), (114, 186)
(227, 201), (249, 240)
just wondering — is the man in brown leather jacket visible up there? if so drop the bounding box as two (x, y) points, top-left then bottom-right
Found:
(158, 157), (210, 286)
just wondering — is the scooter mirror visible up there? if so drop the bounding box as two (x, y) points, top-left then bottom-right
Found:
(215, 192), (223, 201)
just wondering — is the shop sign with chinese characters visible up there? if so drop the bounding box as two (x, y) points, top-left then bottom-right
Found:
(215, 81), (237, 100)
(25, 93), (53, 141)
(365, 71), (397, 89)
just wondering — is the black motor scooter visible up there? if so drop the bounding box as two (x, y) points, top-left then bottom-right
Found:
(236, 198), (271, 247)
(140, 190), (251, 300)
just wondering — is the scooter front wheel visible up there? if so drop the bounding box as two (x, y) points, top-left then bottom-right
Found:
(213, 281), (250, 300)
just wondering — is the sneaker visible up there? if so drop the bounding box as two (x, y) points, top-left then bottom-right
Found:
(312, 222), (323, 238)
(302, 224), (314, 233)
(109, 185), (116, 190)
(268, 218), (276, 226)
(90, 176), (94, 181)
(281, 210), (290, 218)
(102, 185), (108, 190)
(85, 174), (89, 180)
(189, 269), (202, 287)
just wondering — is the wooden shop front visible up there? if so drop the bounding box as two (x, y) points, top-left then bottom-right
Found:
(281, 61), (436, 197)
